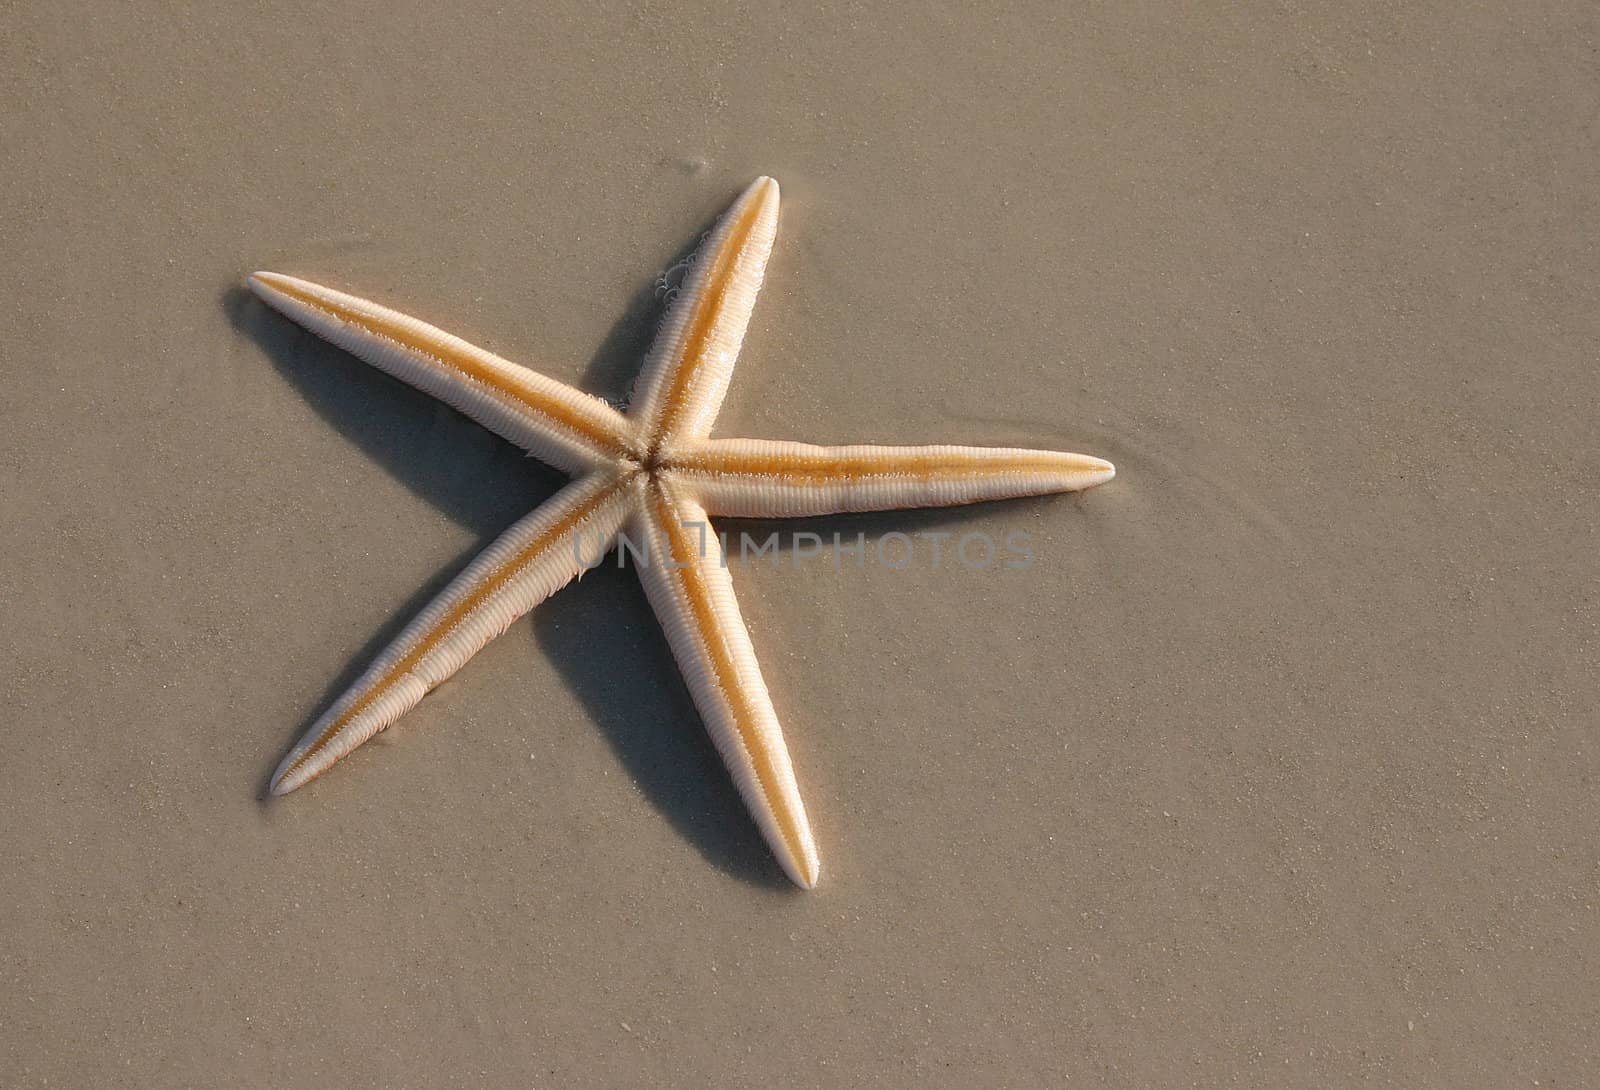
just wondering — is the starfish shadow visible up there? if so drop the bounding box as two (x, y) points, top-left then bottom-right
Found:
(531, 562), (794, 889)
(573, 216), (715, 401)
(224, 277), (794, 889)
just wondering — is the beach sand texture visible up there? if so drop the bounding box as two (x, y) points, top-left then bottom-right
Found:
(2, 3), (1596, 1086)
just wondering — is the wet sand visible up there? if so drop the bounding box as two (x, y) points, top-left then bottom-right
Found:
(3, 3), (1596, 1085)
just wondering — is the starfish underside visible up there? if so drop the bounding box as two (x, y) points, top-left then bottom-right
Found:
(251, 177), (1114, 888)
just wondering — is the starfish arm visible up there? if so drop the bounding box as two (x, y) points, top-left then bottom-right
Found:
(667, 438), (1116, 517)
(629, 477), (820, 888)
(270, 471), (633, 795)
(249, 272), (634, 474)
(627, 177), (780, 453)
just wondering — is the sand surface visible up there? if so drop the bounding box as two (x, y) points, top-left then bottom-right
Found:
(3, 3), (1597, 1086)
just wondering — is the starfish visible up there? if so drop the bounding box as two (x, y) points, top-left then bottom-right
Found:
(250, 177), (1114, 888)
